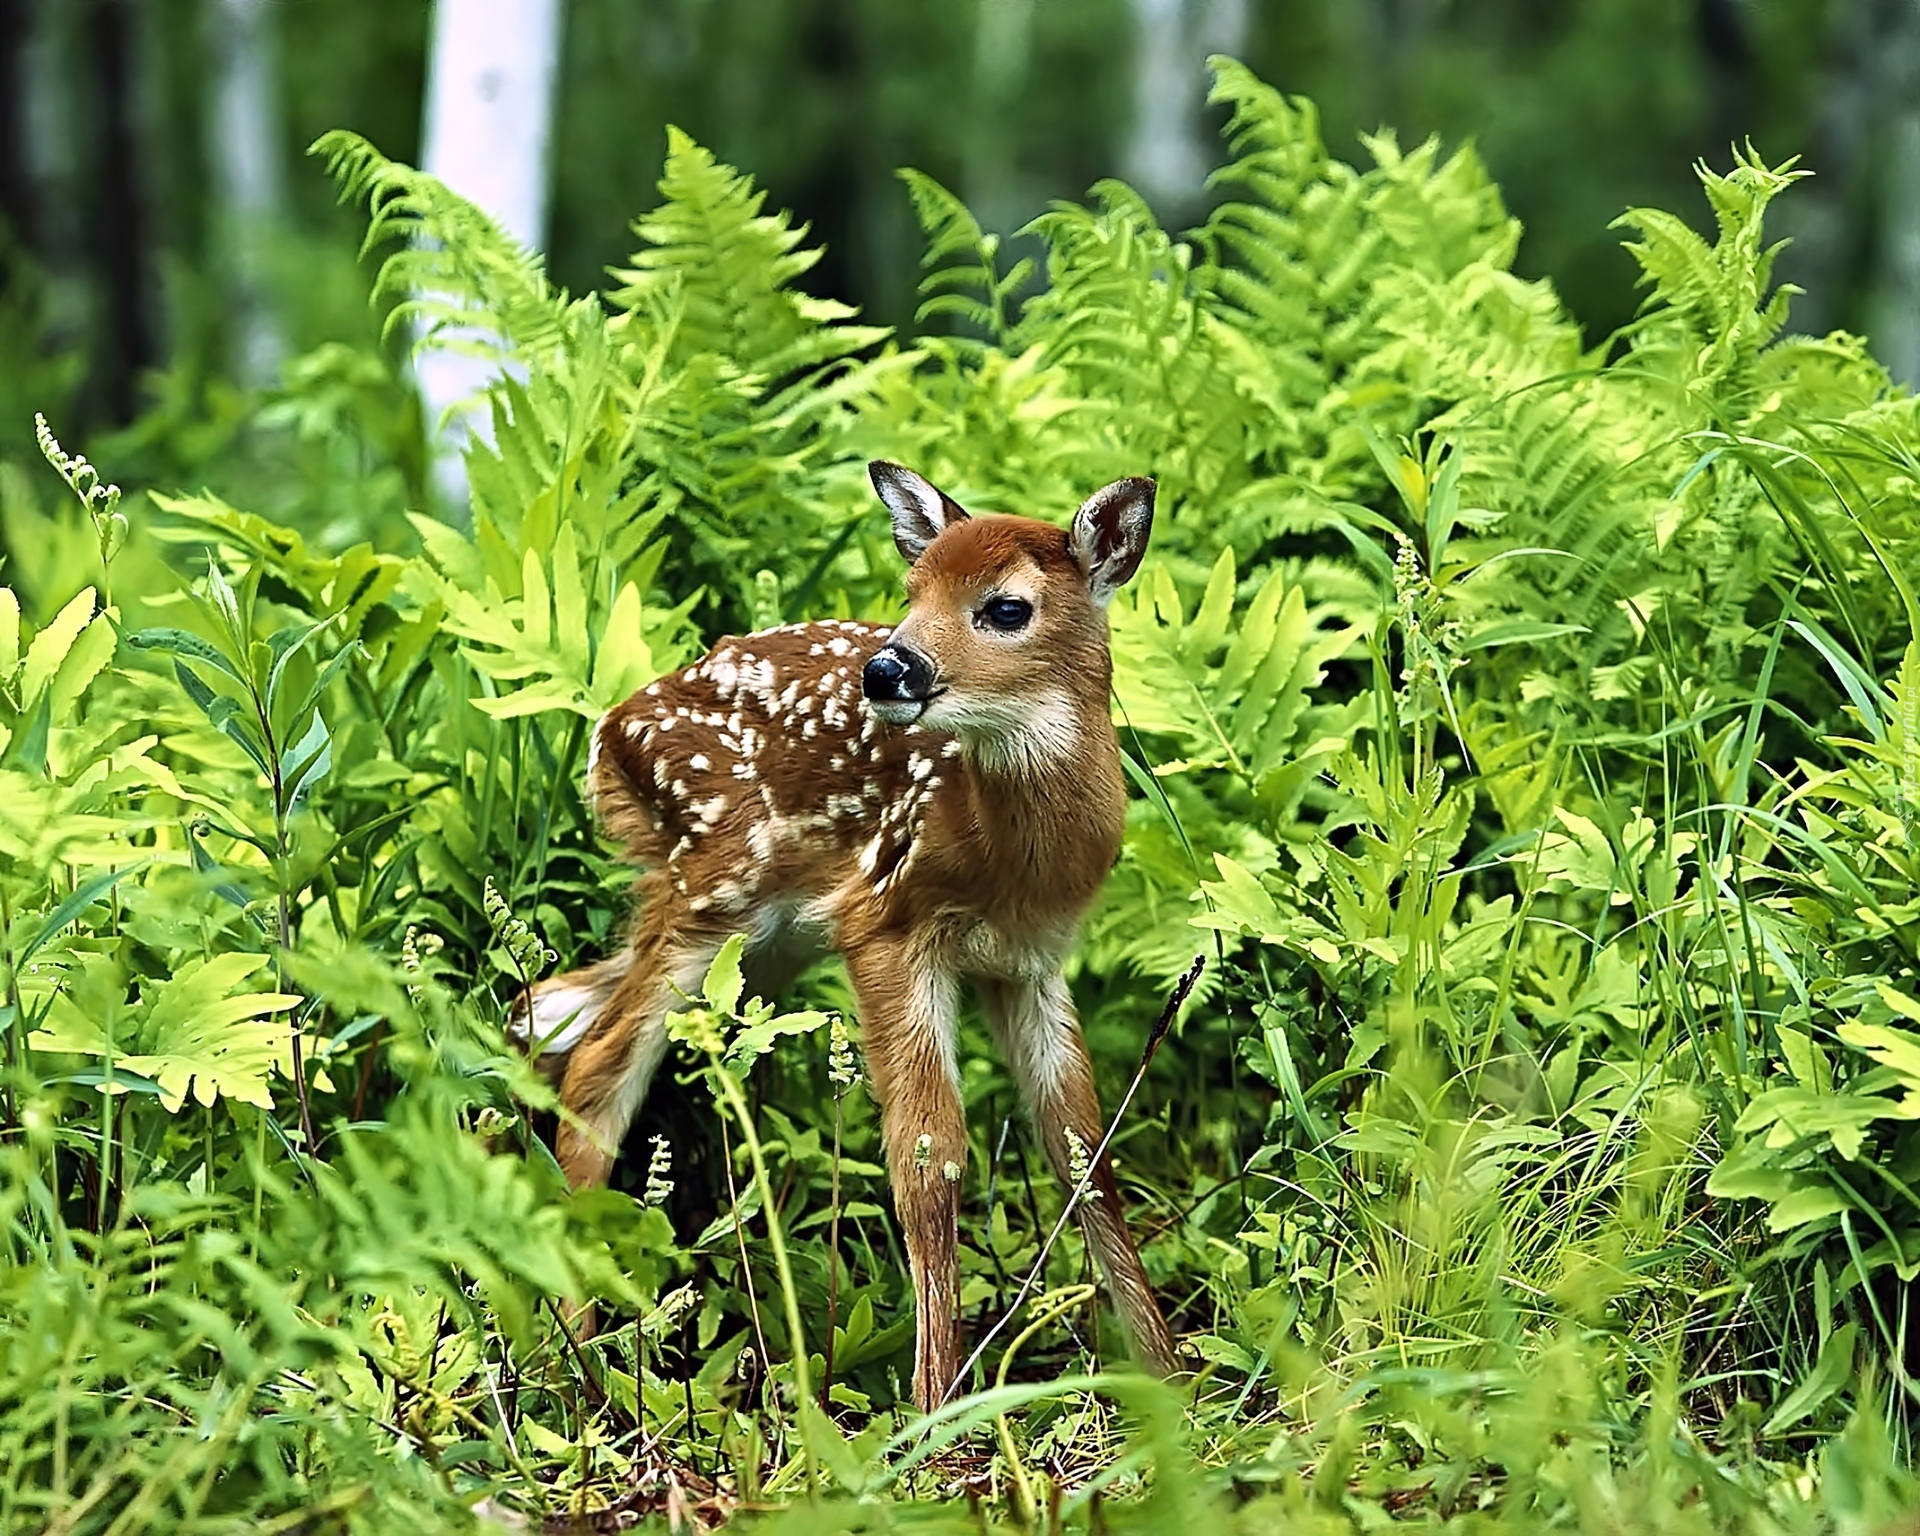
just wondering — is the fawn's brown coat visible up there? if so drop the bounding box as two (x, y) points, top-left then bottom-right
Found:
(518, 462), (1178, 1408)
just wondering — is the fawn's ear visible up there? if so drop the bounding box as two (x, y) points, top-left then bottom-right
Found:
(870, 461), (970, 563)
(1068, 477), (1155, 606)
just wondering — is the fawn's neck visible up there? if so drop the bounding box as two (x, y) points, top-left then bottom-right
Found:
(956, 688), (1125, 912)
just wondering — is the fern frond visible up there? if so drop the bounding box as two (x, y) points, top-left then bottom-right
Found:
(1015, 184), (1253, 511)
(899, 168), (1032, 342)
(608, 127), (888, 379)
(1612, 146), (1812, 409)
(310, 130), (569, 363)
(1110, 549), (1362, 802)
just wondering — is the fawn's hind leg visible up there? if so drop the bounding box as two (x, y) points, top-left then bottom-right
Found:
(528, 891), (822, 1187)
(551, 912), (722, 1190)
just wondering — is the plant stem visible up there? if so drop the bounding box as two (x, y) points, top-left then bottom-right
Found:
(709, 1059), (817, 1493)
(96, 911), (116, 1233)
(717, 1115), (777, 1425)
(97, 1055), (113, 1234)
(822, 1091), (844, 1411)
(993, 1283), (1097, 1528)
(264, 701), (317, 1156)
(0, 881), (18, 1128)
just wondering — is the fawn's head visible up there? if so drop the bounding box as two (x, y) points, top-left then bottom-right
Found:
(861, 462), (1154, 765)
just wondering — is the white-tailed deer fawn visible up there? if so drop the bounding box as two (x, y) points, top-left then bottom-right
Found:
(516, 461), (1179, 1409)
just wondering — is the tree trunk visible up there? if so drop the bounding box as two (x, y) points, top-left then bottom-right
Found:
(0, 0), (31, 246)
(89, 0), (152, 425)
(209, 0), (284, 384)
(1869, 0), (1920, 385)
(416, 0), (564, 513)
(1124, 0), (1246, 220)
(967, 0), (1034, 238)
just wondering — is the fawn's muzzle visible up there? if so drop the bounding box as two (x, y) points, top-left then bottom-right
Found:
(863, 644), (935, 709)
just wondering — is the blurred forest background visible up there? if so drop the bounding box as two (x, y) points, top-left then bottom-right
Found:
(7, 0), (1920, 498)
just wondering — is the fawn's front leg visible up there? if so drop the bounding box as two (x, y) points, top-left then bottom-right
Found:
(845, 937), (966, 1411)
(980, 973), (1180, 1378)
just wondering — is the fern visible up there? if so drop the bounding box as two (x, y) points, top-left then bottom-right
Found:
(609, 127), (889, 380)
(1197, 58), (1335, 380)
(29, 952), (302, 1112)
(1016, 183), (1255, 516)
(1613, 145), (1810, 411)
(899, 168), (1033, 343)
(313, 128), (570, 365)
(415, 520), (696, 720)
(1111, 548), (1361, 805)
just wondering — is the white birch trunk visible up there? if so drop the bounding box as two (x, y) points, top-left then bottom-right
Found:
(416, 0), (563, 512)
(209, 0), (285, 384)
(967, 0), (1035, 236)
(1124, 0), (1246, 213)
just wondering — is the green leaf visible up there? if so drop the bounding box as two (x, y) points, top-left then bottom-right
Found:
(1199, 853), (1285, 938)
(294, 638), (362, 723)
(1762, 1323), (1856, 1436)
(20, 588), (97, 705)
(30, 953), (301, 1112)
(589, 581), (663, 705)
(702, 933), (747, 1017)
(265, 618), (333, 719)
(126, 626), (246, 683)
(799, 1397), (870, 1494)
(1190, 1334), (1256, 1372)
(1705, 1140), (1795, 1203)
(726, 1006), (831, 1070)
(550, 522), (587, 679)
(1766, 1185), (1851, 1233)
(1731, 1085), (1905, 1162)
(47, 611), (115, 717)
(19, 863), (145, 966)
(1457, 619), (1590, 653)
(1839, 1008), (1920, 1113)
(1533, 808), (1622, 899)
(7, 692), (50, 774)
(282, 711), (333, 816)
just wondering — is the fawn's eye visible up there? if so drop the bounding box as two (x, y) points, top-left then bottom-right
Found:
(979, 596), (1033, 632)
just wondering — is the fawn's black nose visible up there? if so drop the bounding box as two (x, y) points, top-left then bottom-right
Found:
(863, 644), (934, 703)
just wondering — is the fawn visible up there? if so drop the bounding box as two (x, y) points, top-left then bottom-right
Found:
(516, 461), (1180, 1409)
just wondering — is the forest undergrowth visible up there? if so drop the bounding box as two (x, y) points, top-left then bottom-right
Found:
(3, 57), (1919, 1533)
